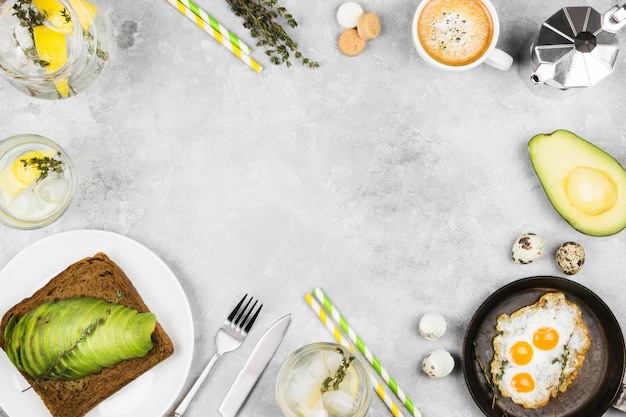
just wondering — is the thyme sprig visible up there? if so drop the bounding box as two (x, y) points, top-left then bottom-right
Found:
(20, 152), (64, 182)
(25, 315), (107, 388)
(224, 0), (319, 68)
(551, 345), (570, 416)
(12, 0), (45, 34)
(25, 293), (124, 389)
(59, 7), (71, 24)
(321, 348), (355, 392)
(11, 0), (51, 68)
(473, 341), (508, 417)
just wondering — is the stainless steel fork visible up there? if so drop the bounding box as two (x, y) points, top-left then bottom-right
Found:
(171, 294), (262, 417)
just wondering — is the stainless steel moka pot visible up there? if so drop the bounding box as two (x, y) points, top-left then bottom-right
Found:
(519, 4), (626, 97)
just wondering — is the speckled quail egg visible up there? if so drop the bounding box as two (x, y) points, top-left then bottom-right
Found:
(419, 312), (447, 340)
(512, 233), (544, 264)
(421, 349), (455, 378)
(556, 242), (585, 275)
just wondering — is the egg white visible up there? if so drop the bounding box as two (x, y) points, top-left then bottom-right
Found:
(490, 292), (590, 409)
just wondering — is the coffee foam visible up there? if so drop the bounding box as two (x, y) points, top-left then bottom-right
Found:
(418, 0), (493, 66)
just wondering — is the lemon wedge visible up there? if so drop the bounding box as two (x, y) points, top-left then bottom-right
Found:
(33, 25), (67, 73)
(0, 167), (24, 201)
(66, 0), (97, 32)
(0, 149), (56, 201)
(12, 151), (52, 185)
(296, 389), (325, 417)
(53, 79), (69, 97)
(33, 25), (69, 97)
(306, 386), (322, 409)
(340, 365), (359, 399)
(33, 0), (74, 33)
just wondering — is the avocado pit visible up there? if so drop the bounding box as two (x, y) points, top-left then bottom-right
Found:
(565, 166), (617, 216)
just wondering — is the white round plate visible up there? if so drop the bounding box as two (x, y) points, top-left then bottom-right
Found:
(0, 230), (194, 417)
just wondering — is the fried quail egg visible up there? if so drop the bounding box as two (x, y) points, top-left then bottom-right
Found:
(490, 292), (590, 409)
(512, 233), (544, 264)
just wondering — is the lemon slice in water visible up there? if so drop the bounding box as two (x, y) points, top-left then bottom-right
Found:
(33, 25), (67, 72)
(340, 365), (359, 399)
(33, 25), (69, 97)
(0, 149), (56, 202)
(11, 151), (51, 185)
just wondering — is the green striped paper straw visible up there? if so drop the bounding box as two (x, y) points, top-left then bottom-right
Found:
(314, 287), (421, 417)
(177, 0), (253, 55)
(165, 0), (262, 73)
(304, 293), (408, 417)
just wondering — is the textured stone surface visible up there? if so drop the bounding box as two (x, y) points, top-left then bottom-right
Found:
(1, 0), (626, 416)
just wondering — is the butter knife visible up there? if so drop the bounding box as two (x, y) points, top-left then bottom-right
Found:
(218, 314), (292, 417)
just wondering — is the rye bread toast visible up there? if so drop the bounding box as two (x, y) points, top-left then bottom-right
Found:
(0, 252), (174, 417)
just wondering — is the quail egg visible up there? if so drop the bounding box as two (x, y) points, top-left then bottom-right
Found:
(418, 312), (447, 340)
(556, 242), (585, 275)
(512, 233), (544, 264)
(336, 2), (364, 29)
(421, 349), (455, 378)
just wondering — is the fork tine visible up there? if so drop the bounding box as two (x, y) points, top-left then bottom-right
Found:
(235, 297), (254, 324)
(228, 294), (248, 322)
(237, 299), (257, 325)
(244, 302), (262, 333)
(228, 294), (263, 334)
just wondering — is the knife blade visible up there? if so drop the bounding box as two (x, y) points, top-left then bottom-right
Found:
(218, 313), (292, 417)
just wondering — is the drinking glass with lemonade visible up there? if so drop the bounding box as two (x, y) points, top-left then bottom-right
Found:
(276, 343), (372, 417)
(0, 0), (109, 99)
(0, 134), (75, 229)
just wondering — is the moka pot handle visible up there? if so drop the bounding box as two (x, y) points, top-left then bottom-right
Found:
(603, 4), (626, 32)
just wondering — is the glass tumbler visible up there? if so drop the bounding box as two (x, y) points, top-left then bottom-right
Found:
(0, 0), (110, 99)
(0, 134), (76, 229)
(276, 342), (372, 417)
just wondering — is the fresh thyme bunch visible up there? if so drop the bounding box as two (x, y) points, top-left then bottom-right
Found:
(225, 0), (319, 68)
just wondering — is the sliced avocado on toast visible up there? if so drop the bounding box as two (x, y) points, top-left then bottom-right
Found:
(4, 297), (156, 381)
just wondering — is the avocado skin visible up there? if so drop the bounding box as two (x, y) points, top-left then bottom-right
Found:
(3, 297), (156, 381)
(528, 130), (626, 236)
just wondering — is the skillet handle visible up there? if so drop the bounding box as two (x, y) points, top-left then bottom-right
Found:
(613, 384), (626, 412)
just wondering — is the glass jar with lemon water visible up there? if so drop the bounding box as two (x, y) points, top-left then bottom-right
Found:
(0, 134), (75, 229)
(0, 0), (109, 99)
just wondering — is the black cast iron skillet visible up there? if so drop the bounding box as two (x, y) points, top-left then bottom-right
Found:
(463, 276), (626, 417)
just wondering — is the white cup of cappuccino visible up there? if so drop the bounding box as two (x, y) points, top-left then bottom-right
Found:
(412, 0), (513, 71)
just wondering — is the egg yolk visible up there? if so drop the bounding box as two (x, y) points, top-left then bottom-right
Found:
(511, 372), (535, 393)
(509, 341), (533, 365)
(533, 327), (559, 350)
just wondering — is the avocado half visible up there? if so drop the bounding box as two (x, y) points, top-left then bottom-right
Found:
(528, 130), (626, 236)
